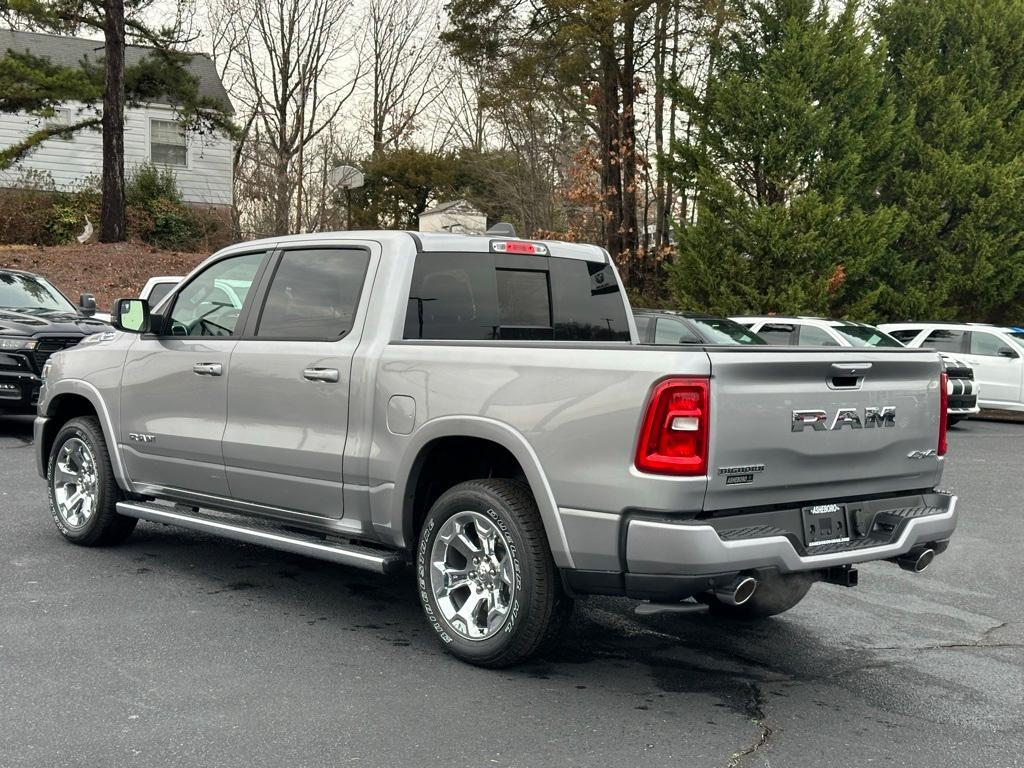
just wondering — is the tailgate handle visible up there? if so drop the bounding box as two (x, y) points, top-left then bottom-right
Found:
(831, 362), (872, 373)
(829, 362), (870, 390)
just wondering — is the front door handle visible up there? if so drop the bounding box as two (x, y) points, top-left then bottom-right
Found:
(303, 367), (339, 383)
(193, 362), (223, 376)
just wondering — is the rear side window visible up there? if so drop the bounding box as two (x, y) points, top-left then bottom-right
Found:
(796, 325), (840, 346)
(969, 331), (1010, 357)
(256, 248), (369, 340)
(757, 323), (797, 345)
(923, 329), (967, 354)
(886, 328), (923, 344)
(655, 317), (700, 344)
(147, 281), (176, 307)
(404, 252), (630, 341)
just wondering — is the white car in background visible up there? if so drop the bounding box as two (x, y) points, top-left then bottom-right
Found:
(733, 316), (981, 425)
(91, 276), (182, 322)
(140, 276), (183, 310)
(880, 322), (1024, 413)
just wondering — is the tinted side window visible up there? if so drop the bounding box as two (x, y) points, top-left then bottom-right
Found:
(548, 258), (630, 341)
(758, 323), (797, 345)
(887, 329), (923, 344)
(404, 253), (630, 341)
(797, 324), (840, 346)
(405, 253), (498, 340)
(167, 252), (263, 337)
(969, 331), (1009, 357)
(655, 317), (700, 344)
(256, 248), (370, 340)
(923, 329), (967, 354)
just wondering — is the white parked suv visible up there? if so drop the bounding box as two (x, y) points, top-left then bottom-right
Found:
(734, 317), (981, 424)
(880, 322), (1024, 413)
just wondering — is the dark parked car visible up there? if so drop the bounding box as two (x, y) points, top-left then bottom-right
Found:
(633, 309), (767, 345)
(0, 268), (109, 415)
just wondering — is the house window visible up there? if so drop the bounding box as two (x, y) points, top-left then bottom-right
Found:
(151, 118), (187, 166)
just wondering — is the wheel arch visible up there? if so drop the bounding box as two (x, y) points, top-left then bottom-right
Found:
(39, 381), (129, 488)
(395, 416), (574, 569)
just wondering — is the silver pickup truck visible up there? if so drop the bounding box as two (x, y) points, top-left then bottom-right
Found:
(34, 231), (958, 667)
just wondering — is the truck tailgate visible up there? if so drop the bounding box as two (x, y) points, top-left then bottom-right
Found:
(704, 348), (944, 511)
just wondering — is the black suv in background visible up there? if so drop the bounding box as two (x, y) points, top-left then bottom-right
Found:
(0, 269), (109, 415)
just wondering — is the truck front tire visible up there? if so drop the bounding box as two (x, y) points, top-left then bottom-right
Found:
(47, 416), (137, 546)
(416, 479), (572, 667)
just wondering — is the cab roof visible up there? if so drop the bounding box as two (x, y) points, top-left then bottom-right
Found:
(216, 230), (609, 263)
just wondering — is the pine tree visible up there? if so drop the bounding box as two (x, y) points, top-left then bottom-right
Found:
(875, 0), (1024, 323)
(665, 0), (903, 320)
(0, 1), (233, 242)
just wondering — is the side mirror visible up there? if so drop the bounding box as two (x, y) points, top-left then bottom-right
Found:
(113, 298), (151, 333)
(78, 292), (97, 317)
(998, 346), (1019, 359)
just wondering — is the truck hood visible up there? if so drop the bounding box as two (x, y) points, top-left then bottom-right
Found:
(0, 307), (112, 337)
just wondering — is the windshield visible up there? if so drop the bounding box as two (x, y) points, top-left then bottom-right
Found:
(833, 324), (903, 348)
(0, 272), (75, 312)
(687, 316), (767, 345)
(1008, 330), (1024, 346)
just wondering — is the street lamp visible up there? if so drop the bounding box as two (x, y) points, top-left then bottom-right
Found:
(330, 164), (365, 230)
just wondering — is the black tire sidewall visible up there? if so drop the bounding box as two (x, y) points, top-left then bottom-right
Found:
(416, 486), (532, 664)
(47, 419), (115, 542)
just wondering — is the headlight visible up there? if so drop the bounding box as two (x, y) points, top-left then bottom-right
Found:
(41, 360), (53, 380)
(0, 337), (37, 350)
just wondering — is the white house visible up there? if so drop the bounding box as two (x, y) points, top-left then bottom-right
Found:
(418, 199), (487, 234)
(0, 29), (234, 209)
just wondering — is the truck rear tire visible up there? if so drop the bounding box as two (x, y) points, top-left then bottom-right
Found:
(47, 416), (137, 546)
(415, 479), (572, 667)
(704, 572), (814, 620)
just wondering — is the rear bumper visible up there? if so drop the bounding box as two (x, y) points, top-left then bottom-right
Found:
(560, 491), (957, 599)
(625, 491), (956, 576)
(0, 370), (41, 413)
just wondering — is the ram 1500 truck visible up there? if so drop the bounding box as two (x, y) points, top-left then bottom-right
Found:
(34, 231), (958, 667)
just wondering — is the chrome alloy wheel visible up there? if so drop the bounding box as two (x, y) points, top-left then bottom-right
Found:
(430, 510), (516, 641)
(52, 437), (99, 529)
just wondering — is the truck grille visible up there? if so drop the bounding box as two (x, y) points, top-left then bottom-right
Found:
(32, 336), (83, 372)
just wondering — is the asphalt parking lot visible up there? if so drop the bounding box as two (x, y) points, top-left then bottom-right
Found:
(1, 415), (1021, 768)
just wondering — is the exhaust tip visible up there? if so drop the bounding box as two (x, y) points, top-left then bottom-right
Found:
(913, 548), (935, 572)
(896, 547), (935, 573)
(715, 575), (758, 606)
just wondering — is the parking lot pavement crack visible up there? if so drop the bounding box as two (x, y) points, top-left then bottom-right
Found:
(867, 619), (1023, 653)
(725, 682), (775, 768)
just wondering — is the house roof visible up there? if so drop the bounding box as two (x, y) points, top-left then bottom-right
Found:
(420, 199), (483, 217)
(0, 28), (233, 114)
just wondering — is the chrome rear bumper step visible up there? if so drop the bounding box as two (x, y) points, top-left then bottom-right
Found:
(115, 501), (405, 575)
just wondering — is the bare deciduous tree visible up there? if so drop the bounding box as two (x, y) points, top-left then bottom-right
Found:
(214, 0), (363, 234)
(363, 0), (447, 154)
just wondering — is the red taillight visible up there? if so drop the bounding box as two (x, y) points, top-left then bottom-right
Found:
(938, 371), (949, 456)
(635, 377), (710, 475)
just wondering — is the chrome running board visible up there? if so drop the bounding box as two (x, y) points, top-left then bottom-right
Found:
(116, 501), (405, 575)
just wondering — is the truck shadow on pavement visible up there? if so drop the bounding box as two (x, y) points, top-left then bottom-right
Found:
(121, 520), (917, 732)
(0, 414), (34, 445)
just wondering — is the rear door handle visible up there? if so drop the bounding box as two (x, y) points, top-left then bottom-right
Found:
(303, 367), (339, 383)
(192, 362), (223, 376)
